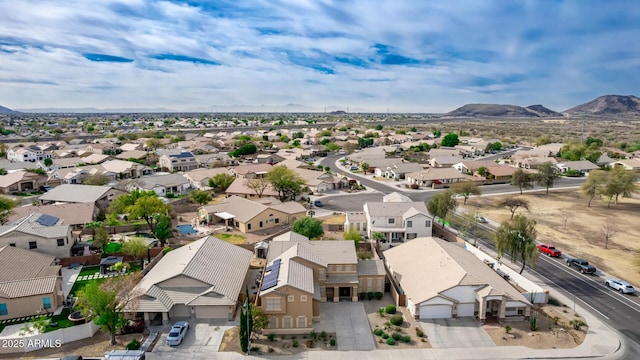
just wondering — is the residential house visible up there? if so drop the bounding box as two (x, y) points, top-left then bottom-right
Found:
(225, 178), (280, 199)
(0, 213), (72, 258)
(374, 162), (424, 179)
(511, 149), (556, 169)
(7, 145), (52, 163)
(51, 165), (116, 185)
(258, 232), (385, 334)
(9, 202), (98, 229)
(230, 163), (273, 179)
(0, 160), (30, 174)
(38, 184), (125, 210)
(134, 173), (191, 196)
(127, 236), (253, 325)
(294, 168), (349, 193)
(158, 151), (198, 172)
(484, 165), (519, 182)
(255, 153), (285, 164)
(595, 153), (615, 167)
(115, 150), (157, 166)
(453, 160), (498, 175)
(0, 246), (63, 321)
(344, 211), (367, 235)
(182, 168), (233, 190)
(198, 196), (306, 233)
(101, 159), (152, 179)
(0, 171), (47, 194)
(405, 167), (467, 188)
(195, 153), (235, 168)
(363, 199), (432, 245)
(609, 159), (640, 172)
(119, 143), (142, 152)
(429, 155), (465, 168)
(384, 237), (531, 322)
(556, 160), (600, 175)
(85, 142), (118, 154)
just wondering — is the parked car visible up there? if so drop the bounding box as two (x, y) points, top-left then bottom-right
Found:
(476, 216), (488, 223)
(537, 244), (562, 257)
(350, 166), (359, 171)
(605, 279), (635, 294)
(166, 321), (189, 346)
(314, 200), (323, 207)
(566, 258), (596, 274)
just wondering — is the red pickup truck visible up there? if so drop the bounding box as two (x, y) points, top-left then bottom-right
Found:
(537, 244), (562, 257)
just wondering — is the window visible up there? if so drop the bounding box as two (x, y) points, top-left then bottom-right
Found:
(43, 297), (51, 310)
(268, 316), (277, 329)
(275, 218), (279, 224)
(425, 220), (431, 227)
(356, 223), (360, 231)
(29, 241), (37, 249)
(367, 278), (373, 291)
(265, 298), (281, 311)
(318, 269), (326, 281)
(344, 265), (351, 271)
(9, 243), (15, 247)
(247, 224), (252, 230)
(335, 265), (342, 272)
(287, 295), (295, 303)
(0, 304), (6, 316)
(259, 221), (263, 228)
(297, 316), (306, 328)
(388, 218), (395, 224)
(283, 317), (292, 328)
(57, 239), (65, 246)
(406, 220), (412, 227)
(407, 233), (417, 240)
(300, 295), (307, 302)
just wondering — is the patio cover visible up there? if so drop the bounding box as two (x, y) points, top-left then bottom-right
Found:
(215, 212), (235, 220)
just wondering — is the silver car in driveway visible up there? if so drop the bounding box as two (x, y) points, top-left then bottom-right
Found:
(605, 279), (635, 294)
(166, 321), (189, 346)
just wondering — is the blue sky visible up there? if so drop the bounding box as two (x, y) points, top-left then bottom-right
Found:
(0, 0), (639, 112)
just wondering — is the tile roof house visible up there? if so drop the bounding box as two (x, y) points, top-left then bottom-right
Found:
(609, 158), (640, 172)
(257, 232), (385, 334)
(405, 167), (467, 188)
(556, 160), (600, 174)
(198, 196), (306, 233)
(158, 151), (198, 172)
(115, 150), (157, 166)
(7, 145), (52, 163)
(182, 167), (233, 190)
(225, 177), (280, 199)
(0, 170), (47, 194)
(127, 236), (253, 325)
(8, 202), (98, 229)
(0, 213), (72, 258)
(0, 246), (63, 321)
(384, 237), (531, 322)
(230, 163), (273, 179)
(363, 200), (432, 247)
(133, 173), (191, 196)
(38, 184), (125, 210)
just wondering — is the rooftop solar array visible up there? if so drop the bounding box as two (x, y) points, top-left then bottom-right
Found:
(261, 259), (281, 291)
(35, 214), (60, 227)
(170, 152), (194, 158)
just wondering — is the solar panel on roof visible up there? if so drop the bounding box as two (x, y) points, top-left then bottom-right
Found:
(36, 214), (59, 227)
(261, 279), (277, 291)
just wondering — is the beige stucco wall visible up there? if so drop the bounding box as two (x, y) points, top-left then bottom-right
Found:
(0, 279), (63, 320)
(240, 209), (305, 233)
(261, 286), (313, 334)
(0, 230), (72, 259)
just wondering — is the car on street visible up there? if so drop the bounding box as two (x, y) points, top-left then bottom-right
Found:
(166, 321), (189, 346)
(537, 244), (562, 257)
(605, 279), (635, 294)
(476, 216), (488, 223)
(566, 258), (596, 274)
(314, 200), (323, 207)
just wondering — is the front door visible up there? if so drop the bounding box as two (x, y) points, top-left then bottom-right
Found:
(326, 287), (334, 302)
(339, 287), (352, 301)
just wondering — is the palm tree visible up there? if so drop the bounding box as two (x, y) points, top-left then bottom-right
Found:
(373, 232), (385, 250)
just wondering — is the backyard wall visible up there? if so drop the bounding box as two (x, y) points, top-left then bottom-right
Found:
(0, 321), (100, 354)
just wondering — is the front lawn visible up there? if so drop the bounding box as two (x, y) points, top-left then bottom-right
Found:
(215, 233), (246, 244)
(104, 242), (122, 253)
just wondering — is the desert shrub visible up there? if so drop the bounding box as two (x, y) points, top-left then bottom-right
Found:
(386, 338), (396, 345)
(310, 331), (318, 340)
(390, 315), (403, 326)
(330, 339), (336, 346)
(378, 307), (384, 317)
(306, 340), (314, 348)
(415, 327), (424, 337)
(410, 183), (419, 189)
(375, 292), (383, 300)
(268, 347), (274, 353)
(250, 346), (260, 353)
(505, 325), (512, 334)
(548, 296), (561, 306)
(570, 319), (585, 330)
(530, 315), (538, 331)
(320, 331), (327, 339)
(292, 339), (299, 348)
(385, 305), (396, 314)
(367, 292), (374, 300)
(381, 332), (389, 339)
(267, 333), (276, 342)
(401, 335), (411, 343)
(392, 332), (402, 341)
(359, 292), (367, 300)
(125, 339), (140, 350)
(373, 329), (383, 336)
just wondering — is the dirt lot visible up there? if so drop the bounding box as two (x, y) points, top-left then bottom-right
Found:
(219, 327), (337, 355)
(469, 189), (640, 286)
(484, 304), (586, 349)
(4, 330), (144, 359)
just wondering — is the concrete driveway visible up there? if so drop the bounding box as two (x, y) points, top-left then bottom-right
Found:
(420, 317), (495, 348)
(151, 319), (236, 358)
(315, 302), (376, 351)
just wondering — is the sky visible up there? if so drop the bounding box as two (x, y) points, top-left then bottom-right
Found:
(0, 0), (639, 113)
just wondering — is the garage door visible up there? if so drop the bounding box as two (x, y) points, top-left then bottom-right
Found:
(195, 306), (229, 320)
(171, 305), (191, 318)
(420, 305), (451, 319)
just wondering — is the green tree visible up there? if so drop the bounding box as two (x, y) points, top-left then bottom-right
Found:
(372, 232), (385, 249)
(84, 174), (111, 186)
(0, 196), (16, 225)
(76, 274), (141, 345)
(580, 170), (608, 207)
(267, 165), (306, 201)
(110, 190), (169, 233)
(427, 190), (457, 228)
(84, 221), (104, 240)
(154, 215), (173, 246)
(441, 133), (460, 147)
(432, 129), (442, 138)
(43, 158), (53, 167)
(145, 138), (163, 151)
(191, 189), (212, 205)
(250, 303), (269, 340)
(26, 168), (46, 176)
(603, 166), (638, 207)
(343, 226), (362, 247)
(0, 143), (7, 158)
(536, 161), (559, 194)
(498, 197), (530, 219)
(477, 166), (488, 177)
(493, 214), (538, 274)
(122, 238), (148, 260)
(511, 169), (533, 194)
(239, 304), (249, 353)
(93, 227), (110, 251)
(325, 142), (339, 152)
(292, 216), (324, 239)
(449, 181), (481, 205)
(209, 173), (235, 191)
(361, 162), (370, 174)
(247, 177), (270, 198)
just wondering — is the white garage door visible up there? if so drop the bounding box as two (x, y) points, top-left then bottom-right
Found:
(171, 305), (191, 318)
(457, 303), (475, 317)
(195, 306), (228, 320)
(420, 305), (451, 319)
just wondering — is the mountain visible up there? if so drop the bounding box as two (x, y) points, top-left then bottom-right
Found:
(446, 104), (560, 117)
(564, 95), (640, 116)
(16, 107), (178, 113)
(0, 105), (18, 114)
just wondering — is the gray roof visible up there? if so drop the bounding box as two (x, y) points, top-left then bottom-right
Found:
(364, 201), (429, 218)
(267, 235), (357, 266)
(273, 231), (309, 242)
(382, 192), (412, 203)
(38, 184), (114, 203)
(357, 260), (386, 276)
(9, 202), (96, 226)
(0, 213), (70, 239)
(0, 246), (60, 298)
(140, 173), (189, 188)
(133, 236), (252, 311)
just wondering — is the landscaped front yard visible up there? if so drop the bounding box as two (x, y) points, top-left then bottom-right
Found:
(219, 327), (338, 355)
(362, 295), (431, 349)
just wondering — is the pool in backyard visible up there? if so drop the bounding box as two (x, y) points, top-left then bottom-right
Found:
(176, 224), (197, 235)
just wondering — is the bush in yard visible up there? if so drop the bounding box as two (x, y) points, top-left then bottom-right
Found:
(292, 339), (299, 348)
(392, 332), (402, 341)
(381, 332), (389, 339)
(401, 335), (411, 343)
(367, 292), (374, 300)
(329, 339), (336, 346)
(373, 329), (383, 336)
(386, 338), (396, 345)
(268, 333), (276, 342)
(390, 315), (404, 326)
(126, 339), (141, 350)
(385, 305), (396, 314)
(359, 292), (367, 300)
(505, 325), (512, 334)
(375, 292), (383, 300)
(306, 340), (314, 348)
(378, 307), (384, 317)
(415, 327), (424, 337)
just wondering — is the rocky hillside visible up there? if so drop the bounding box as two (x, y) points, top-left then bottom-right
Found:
(0, 105), (18, 114)
(564, 95), (640, 116)
(446, 103), (560, 117)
